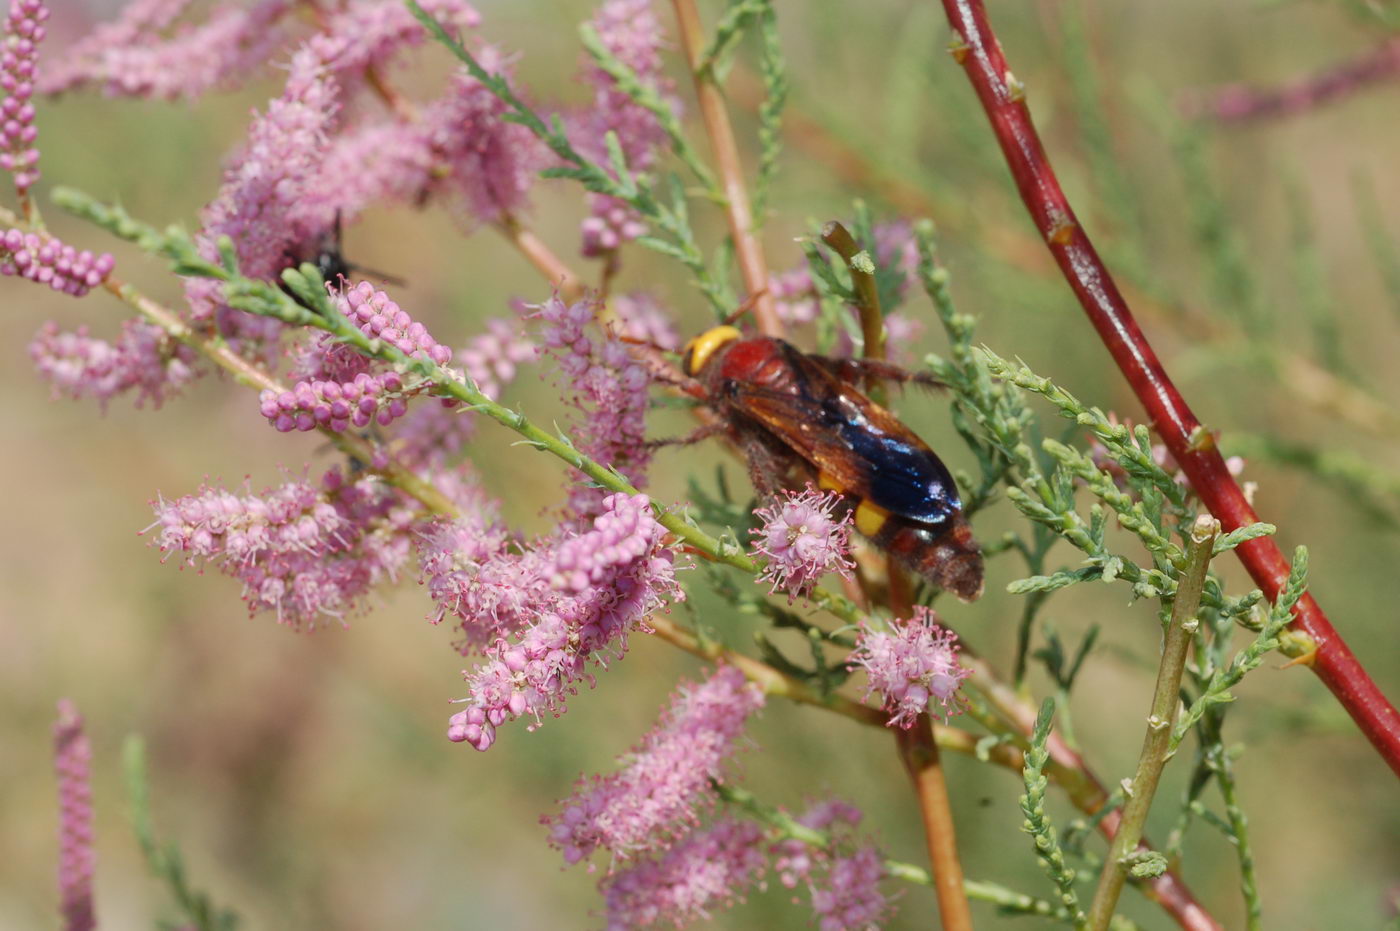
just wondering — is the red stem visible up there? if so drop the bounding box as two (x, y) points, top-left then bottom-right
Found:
(1189, 37), (1400, 125)
(938, 0), (1400, 776)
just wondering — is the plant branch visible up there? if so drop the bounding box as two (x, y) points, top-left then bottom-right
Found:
(95, 275), (459, 517)
(820, 220), (885, 367)
(670, 0), (781, 335)
(896, 715), (973, 931)
(938, 0), (1400, 777)
(723, 67), (1400, 441)
(1085, 516), (1217, 929)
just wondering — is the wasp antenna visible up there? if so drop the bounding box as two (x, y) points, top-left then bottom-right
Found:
(723, 288), (769, 327)
(345, 262), (408, 288)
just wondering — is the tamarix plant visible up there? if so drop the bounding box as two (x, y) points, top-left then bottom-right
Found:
(11, 0), (1400, 928)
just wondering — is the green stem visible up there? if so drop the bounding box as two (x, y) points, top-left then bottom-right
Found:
(820, 220), (885, 369)
(1085, 516), (1218, 930)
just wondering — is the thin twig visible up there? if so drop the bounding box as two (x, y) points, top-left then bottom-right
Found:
(670, 0), (781, 335)
(496, 212), (586, 302)
(938, 0), (1400, 777)
(1085, 516), (1217, 929)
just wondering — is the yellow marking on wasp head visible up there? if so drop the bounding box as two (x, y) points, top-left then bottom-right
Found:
(682, 325), (742, 376)
(854, 500), (891, 538)
(817, 472), (845, 494)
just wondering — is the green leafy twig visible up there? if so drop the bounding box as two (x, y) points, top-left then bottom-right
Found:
(1084, 516), (1217, 930)
(1020, 699), (1087, 926)
(407, 0), (730, 314)
(124, 737), (239, 931)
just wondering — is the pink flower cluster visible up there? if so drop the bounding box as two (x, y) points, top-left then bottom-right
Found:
(314, 0), (480, 81)
(534, 295), (653, 516)
(600, 818), (767, 930)
(414, 49), (547, 225)
(53, 700), (96, 931)
(260, 370), (407, 433)
(150, 469), (414, 627)
(39, 0), (291, 100)
(750, 485), (856, 603)
(609, 292), (680, 351)
(337, 280), (452, 365)
(29, 319), (196, 410)
(544, 665), (765, 864)
(773, 800), (893, 931)
(441, 493), (680, 750)
(260, 281), (451, 433)
(457, 316), (535, 400)
(1, 0), (45, 194)
(848, 606), (970, 728)
(1, 229), (113, 296)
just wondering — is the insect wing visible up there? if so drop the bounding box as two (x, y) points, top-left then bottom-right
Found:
(723, 350), (961, 526)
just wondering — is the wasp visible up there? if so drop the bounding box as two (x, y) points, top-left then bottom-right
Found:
(679, 325), (984, 602)
(281, 213), (405, 311)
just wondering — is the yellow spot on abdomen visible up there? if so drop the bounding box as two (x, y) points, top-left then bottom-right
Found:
(854, 500), (890, 538)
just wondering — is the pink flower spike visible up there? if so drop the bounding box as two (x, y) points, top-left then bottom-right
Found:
(442, 493), (681, 749)
(53, 700), (95, 931)
(849, 606), (970, 728)
(147, 470), (414, 628)
(750, 485), (856, 603)
(532, 294), (654, 517)
(542, 665), (764, 864)
(30, 319), (196, 410)
(600, 818), (766, 930)
(1, 0), (48, 198)
(2, 229), (112, 297)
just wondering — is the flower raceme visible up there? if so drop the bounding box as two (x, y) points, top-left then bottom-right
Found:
(445, 493), (682, 752)
(53, 700), (95, 931)
(259, 281), (451, 432)
(543, 665), (765, 865)
(849, 606), (971, 728)
(149, 469), (415, 628)
(1, 0), (47, 196)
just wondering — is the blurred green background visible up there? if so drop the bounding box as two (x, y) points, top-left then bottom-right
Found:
(4, 0), (1400, 927)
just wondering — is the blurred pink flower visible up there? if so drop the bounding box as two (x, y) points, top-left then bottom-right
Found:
(53, 700), (95, 931)
(600, 818), (766, 929)
(544, 665), (764, 864)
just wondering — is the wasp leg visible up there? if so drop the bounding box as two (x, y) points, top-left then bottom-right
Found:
(733, 426), (809, 499)
(645, 420), (727, 450)
(808, 356), (944, 392)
